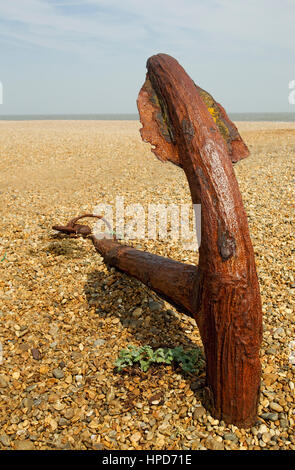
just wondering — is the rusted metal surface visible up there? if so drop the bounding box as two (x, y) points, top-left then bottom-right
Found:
(52, 214), (111, 238)
(52, 53), (262, 428)
(137, 74), (249, 167)
(194, 84), (250, 163)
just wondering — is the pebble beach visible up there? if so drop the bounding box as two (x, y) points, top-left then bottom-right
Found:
(0, 120), (294, 450)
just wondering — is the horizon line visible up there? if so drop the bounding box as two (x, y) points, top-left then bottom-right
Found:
(1, 111), (295, 117)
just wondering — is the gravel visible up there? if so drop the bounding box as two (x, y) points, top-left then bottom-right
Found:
(0, 120), (294, 450)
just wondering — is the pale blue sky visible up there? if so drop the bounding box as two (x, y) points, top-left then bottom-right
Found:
(0, 0), (294, 114)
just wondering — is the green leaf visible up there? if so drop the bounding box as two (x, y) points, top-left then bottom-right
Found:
(114, 344), (204, 374)
(139, 359), (150, 372)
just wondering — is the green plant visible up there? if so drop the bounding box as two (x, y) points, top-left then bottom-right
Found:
(114, 344), (204, 373)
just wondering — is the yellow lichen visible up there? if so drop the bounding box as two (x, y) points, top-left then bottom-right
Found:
(197, 88), (231, 142)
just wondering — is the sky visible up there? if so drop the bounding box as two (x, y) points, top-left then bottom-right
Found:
(0, 0), (294, 115)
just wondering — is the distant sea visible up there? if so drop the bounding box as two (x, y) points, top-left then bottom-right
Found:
(0, 113), (295, 121)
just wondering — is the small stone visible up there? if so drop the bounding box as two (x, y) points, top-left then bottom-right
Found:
(262, 432), (271, 443)
(269, 402), (283, 413)
(94, 443), (107, 450)
(22, 398), (34, 410)
(0, 433), (10, 447)
(130, 432), (141, 443)
(223, 433), (237, 441)
(148, 301), (162, 312)
(14, 439), (35, 450)
(106, 387), (115, 403)
(17, 328), (28, 338)
(65, 375), (72, 384)
(280, 418), (289, 428)
(193, 406), (206, 420)
(191, 439), (201, 450)
(258, 424), (268, 434)
(149, 392), (163, 404)
(179, 406), (188, 418)
(49, 325), (59, 337)
(53, 401), (65, 411)
(155, 434), (165, 447)
(263, 373), (278, 386)
(132, 307), (143, 318)
(90, 423), (104, 438)
(158, 421), (170, 433)
(58, 418), (68, 426)
(11, 415), (20, 424)
(266, 347), (277, 355)
(205, 437), (224, 450)
(146, 431), (154, 441)
(94, 339), (105, 347)
(0, 375), (8, 388)
(48, 393), (59, 403)
(273, 327), (284, 338)
(12, 371), (20, 380)
(31, 348), (41, 360)
(71, 351), (82, 361)
(80, 430), (91, 442)
(261, 412), (279, 422)
(64, 408), (74, 420)
(52, 368), (64, 379)
(211, 419), (219, 426)
(60, 440), (71, 450)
